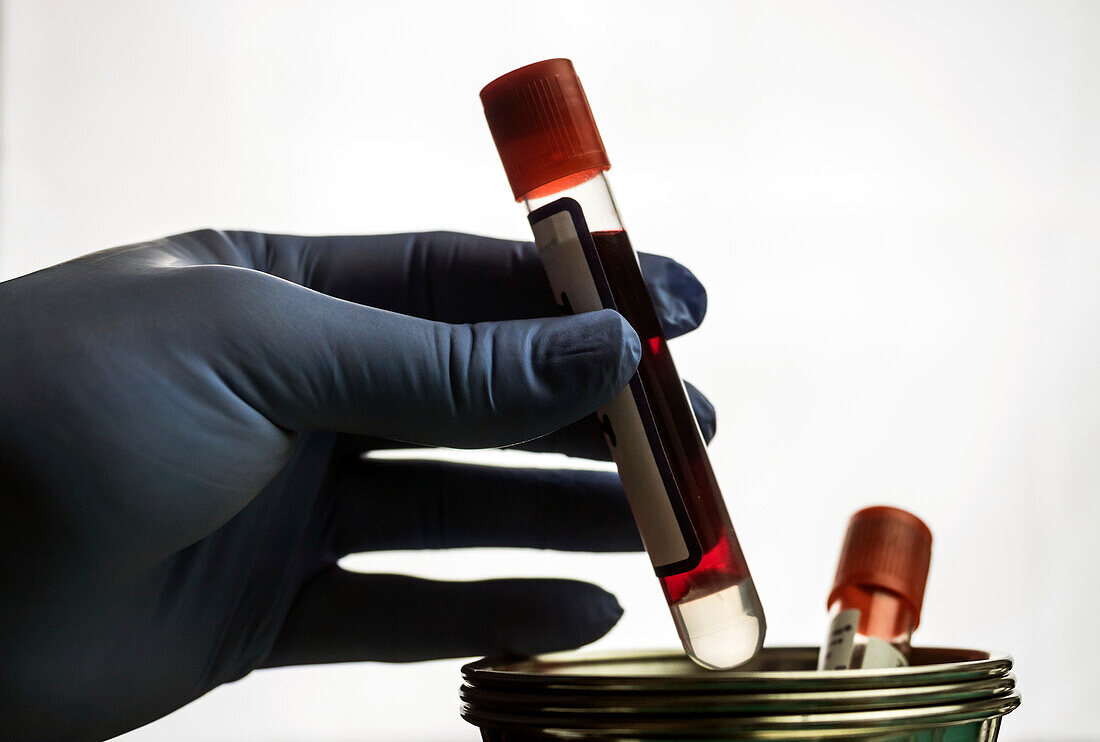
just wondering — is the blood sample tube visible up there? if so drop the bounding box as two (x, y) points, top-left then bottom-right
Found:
(818, 506), (932, 670)
(481, 59), (765, 670)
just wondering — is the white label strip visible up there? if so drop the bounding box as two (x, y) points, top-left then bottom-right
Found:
(531, 209), (690, 568)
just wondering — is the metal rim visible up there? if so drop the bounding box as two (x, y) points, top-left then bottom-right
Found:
(460, 676), (1016, 715)
(461, 647), (1013, 693)
(460, 691), (1022, 737)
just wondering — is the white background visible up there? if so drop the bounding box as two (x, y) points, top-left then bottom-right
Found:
(2, 1), (1097, 740)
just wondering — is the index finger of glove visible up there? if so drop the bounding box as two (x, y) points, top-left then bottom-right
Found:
(225, 231), (708, 339)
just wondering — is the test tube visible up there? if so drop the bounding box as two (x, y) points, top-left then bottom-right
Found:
(818, 506), (932, 670)
(481, 59), (765, 670)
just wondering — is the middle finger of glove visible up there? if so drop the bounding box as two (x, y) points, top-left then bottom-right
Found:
(321, 458), (644, 559)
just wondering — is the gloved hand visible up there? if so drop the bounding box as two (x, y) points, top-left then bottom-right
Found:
(0, 229), (713, 741)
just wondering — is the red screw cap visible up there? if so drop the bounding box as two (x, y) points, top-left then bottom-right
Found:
(828, 506), (933, 628)
(481, 58), (611, 201)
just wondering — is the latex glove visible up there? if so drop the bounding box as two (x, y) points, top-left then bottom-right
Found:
(0, 230), (713, 741)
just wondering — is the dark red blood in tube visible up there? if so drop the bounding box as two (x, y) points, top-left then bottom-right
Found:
(661, 534), (738, 604)
(591, 230), (750, 606)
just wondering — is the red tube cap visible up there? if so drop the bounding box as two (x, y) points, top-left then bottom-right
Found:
(481, 58), (611, 201)
(828, 506), (933, 628)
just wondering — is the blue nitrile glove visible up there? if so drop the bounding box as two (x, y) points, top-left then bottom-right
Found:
(0, 230), (713, 741)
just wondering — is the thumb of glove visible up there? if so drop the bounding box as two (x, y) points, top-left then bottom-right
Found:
(210, 269), (641, 447)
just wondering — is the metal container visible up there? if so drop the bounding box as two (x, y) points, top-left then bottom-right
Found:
(460, 647), (1020, 741)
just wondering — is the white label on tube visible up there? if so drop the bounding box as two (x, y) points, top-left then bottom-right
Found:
(862, 636), (908, 669)
(819, 608), (908, 670)
(819, 608), (860, 670)
(531, 208), (691, 569)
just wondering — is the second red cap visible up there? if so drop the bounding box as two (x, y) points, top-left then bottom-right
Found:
(481, 58), (611, 201)
(828, 506), (933, 628)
